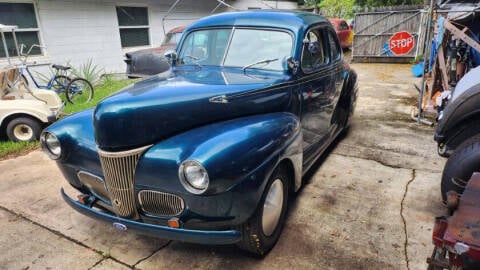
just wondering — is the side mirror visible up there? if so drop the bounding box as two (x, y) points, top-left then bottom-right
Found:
(164, 50), (177, 65)
(286, 57), (299, 75)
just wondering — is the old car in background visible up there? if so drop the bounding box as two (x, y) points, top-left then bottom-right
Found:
(124, 26), (185, 78)
(41, 10), (358, 256)
(329, 18), (353, 49)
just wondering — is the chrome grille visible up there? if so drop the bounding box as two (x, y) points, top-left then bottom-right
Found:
(98, 145), (151, 219)
(139, 190), (185, 217)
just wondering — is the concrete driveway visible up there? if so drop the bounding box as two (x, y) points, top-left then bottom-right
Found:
(0, 63), (446, 270)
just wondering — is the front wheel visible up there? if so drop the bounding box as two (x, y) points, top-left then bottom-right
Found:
(237, 165), (290, 257)
(6, 117), (42, 142)
(66, 78), (94, 104)
(441, 134), (480, 202)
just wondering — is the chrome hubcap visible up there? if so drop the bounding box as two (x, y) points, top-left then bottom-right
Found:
(13, 124), (33, 141)
(262, 179), (284, 237)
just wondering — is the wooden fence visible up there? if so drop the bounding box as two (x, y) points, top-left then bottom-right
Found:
(352, 9), (428, 63)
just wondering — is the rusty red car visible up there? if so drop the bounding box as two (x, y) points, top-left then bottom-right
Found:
(124, 26), (186, 78)
(329, 18), (353, 49)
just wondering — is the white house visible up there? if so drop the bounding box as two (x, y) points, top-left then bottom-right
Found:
(0, 0), (299, 73)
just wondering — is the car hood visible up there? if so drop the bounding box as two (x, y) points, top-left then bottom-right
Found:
(94, 67), (292, 151)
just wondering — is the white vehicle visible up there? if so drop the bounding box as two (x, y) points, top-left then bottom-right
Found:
(1, 24), (63, 141)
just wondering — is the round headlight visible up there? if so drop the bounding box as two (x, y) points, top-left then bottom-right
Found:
(41, 132), (61, 159)
(179, 160), (209, 194)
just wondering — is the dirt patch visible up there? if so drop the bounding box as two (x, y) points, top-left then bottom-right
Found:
(0, 144), (39, 161)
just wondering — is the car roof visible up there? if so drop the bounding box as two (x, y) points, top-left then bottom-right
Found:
(328, 18), (345, 23)
(187, 10), (329, 33)
(168, 25), (186, 34)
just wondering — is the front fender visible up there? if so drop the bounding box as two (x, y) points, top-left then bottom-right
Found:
(435, 83), (480, 143)
(44, 109), (101, 188)
(136, 112), (301, 194)
(135, 112), (302, 225)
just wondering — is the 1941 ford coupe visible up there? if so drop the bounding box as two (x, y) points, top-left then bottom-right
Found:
(41, 10), (358, 256)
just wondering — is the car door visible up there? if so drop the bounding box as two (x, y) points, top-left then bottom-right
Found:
(299, 26), (337, 164)
(327, 28), (346, 126)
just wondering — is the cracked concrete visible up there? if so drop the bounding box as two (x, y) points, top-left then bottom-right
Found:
(0, 63), (446, 269)
(400, 169), (416, 270)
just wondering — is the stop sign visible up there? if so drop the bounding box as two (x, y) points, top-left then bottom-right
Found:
(389, 31), (415, 55)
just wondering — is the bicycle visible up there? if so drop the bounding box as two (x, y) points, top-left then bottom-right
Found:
(9, 44), (94, 105)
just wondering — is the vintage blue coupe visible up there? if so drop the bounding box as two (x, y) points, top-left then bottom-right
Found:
(41, 10), (358, 256)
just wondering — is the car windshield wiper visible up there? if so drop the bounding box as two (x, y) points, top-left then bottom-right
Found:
(242, 58), (278, 71)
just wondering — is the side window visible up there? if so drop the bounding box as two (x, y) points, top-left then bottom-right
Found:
(328, 31), (341, 62)
(340, 21), (349, 31)
(301, 29), (327, 73)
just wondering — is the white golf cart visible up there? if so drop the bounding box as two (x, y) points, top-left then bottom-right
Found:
(0, 24), (63, 141)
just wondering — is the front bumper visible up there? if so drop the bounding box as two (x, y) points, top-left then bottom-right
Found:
(61, 188), (242, 245)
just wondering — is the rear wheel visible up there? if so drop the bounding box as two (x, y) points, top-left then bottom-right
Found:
(52, 75), (71, 101)
(441, 134), (480, 202)
(237, 165), (290, 257)
(6, 117), (42, 142)
(66, 78), (94, 104)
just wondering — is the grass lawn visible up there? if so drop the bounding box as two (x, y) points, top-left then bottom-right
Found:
(0, 78), (135, 160)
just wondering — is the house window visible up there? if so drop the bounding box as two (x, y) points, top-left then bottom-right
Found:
(116, 6), (150, 48)
(0, 3), (42, 58)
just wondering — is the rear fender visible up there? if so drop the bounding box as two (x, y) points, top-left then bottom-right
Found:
(332, 68), (358, 127)
(435, 83), (480, 144)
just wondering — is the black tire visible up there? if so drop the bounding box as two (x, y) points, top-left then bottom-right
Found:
(441, 119), (480, 158)
(6, 117), (42, 142)
(66, 78), (94, 104)
(51, 75), (71, 102)
(52, 75), (71, 91)
(236, 165), (290, 257)
(441, 134), (480, 202)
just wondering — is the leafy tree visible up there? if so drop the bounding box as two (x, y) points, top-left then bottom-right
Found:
(318, 0), (355, 18)
(355, 0), (424, 6)
(302, 0), (424, 18)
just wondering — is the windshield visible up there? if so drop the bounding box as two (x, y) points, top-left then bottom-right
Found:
(178, 28), (293, 71)
(161, 32), (183, 46)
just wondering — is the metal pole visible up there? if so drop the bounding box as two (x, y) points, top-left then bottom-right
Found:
(417, 0), (435, 123)
(0, 31), (10, 65)
(161, 0), (182, 35)
(11, 28), (20, 62)
(414, 11), (425, 58)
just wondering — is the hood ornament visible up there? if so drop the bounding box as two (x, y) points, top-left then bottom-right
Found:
(209, 94), (229, 104)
